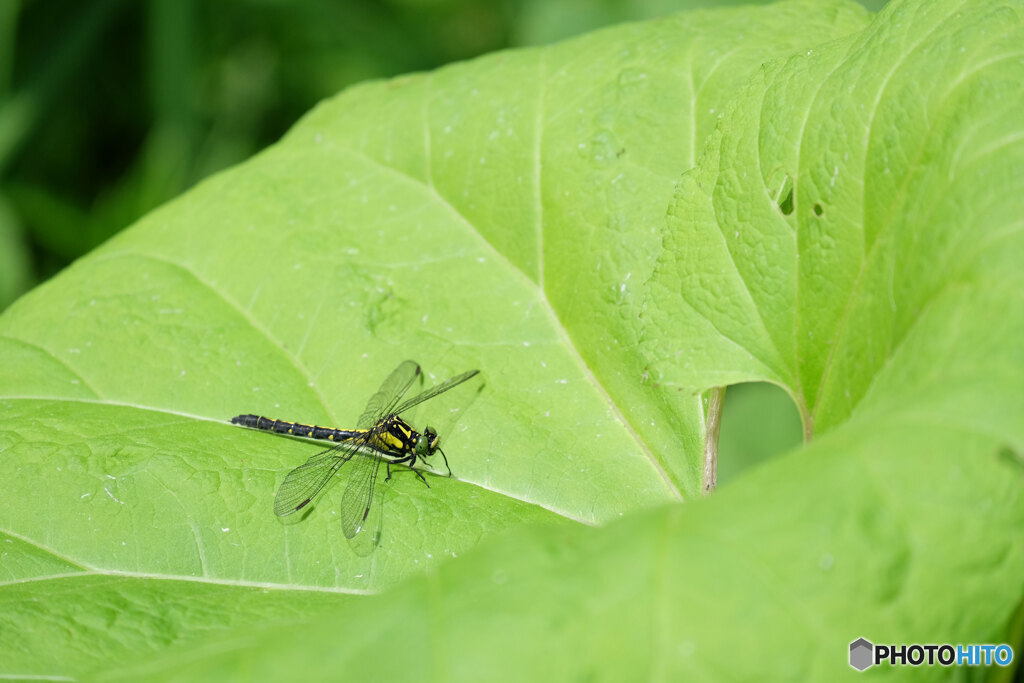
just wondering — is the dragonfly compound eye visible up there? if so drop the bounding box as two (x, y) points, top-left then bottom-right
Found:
(415, 427), (438, 456)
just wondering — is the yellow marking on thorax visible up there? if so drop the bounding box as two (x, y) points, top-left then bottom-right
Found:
(368, 417), (416, 453)
(371, 431), (405, 451)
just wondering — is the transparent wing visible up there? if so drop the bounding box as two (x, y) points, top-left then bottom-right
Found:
(338, 434), (385, 539)
(357, 360), (421, 429)
(273, 436), (367, 517)
(391, 369), (480, 417)
(347, 483), (384, 556)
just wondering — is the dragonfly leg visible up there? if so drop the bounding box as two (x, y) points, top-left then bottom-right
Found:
(383, 460), (407, 482)
(384, 454), (414, 482)
(383, 454), (430, 488)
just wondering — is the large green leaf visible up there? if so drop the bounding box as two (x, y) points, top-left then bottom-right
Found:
(102, 0), (1022, 677)
(4, 0), (1023, 679)
(642, 0), (1024, 438)
(94, 426), (1024, 681)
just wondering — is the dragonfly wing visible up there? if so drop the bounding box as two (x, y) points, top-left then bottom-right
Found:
(273, 440), (361, 517)
(357, 360), (421, 429)
(347, 484), (384, 557)
(339, 439), (385, 539)
(392, 369), (480, 417)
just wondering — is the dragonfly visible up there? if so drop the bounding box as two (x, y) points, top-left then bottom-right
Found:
(231, 360), (479, 540)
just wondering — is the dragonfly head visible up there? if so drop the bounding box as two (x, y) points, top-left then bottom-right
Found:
(415, 426), (451, 477)
(415, 425), (440, 457)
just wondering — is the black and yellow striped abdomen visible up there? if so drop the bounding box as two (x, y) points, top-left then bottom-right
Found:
(230, 414), (363, 443)
(230, 413), (419, 455)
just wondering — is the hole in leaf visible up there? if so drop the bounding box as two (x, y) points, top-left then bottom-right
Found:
(716, 382), (803, 486)
(813, 203), (823, 216)
(778, 188), (794, 215)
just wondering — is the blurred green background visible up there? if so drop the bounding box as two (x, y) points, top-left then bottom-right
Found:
(0, 0), (881, 481)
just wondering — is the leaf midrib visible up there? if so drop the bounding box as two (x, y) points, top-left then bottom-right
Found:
(319, 128), (681, 500)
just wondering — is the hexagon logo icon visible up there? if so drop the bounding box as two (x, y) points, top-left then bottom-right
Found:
(850, 638), (874, 671)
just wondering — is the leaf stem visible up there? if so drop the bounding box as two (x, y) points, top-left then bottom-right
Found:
(802, 399), (814, 443)
(702, 386), (725, 495)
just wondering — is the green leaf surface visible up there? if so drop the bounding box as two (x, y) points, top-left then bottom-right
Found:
(1, 568), (356, 678)
(642, 0), (1024, 437)
(93, 425), (1024, 681)
(0, 1), (870, 677)
(3, 0), (1023, 679)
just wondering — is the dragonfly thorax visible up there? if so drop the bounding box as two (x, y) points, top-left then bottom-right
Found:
(371, 416), (440, 461)
(369, 415), (419, 455)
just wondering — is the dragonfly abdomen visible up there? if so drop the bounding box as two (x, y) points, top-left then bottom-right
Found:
(230, 414), (363, 442)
